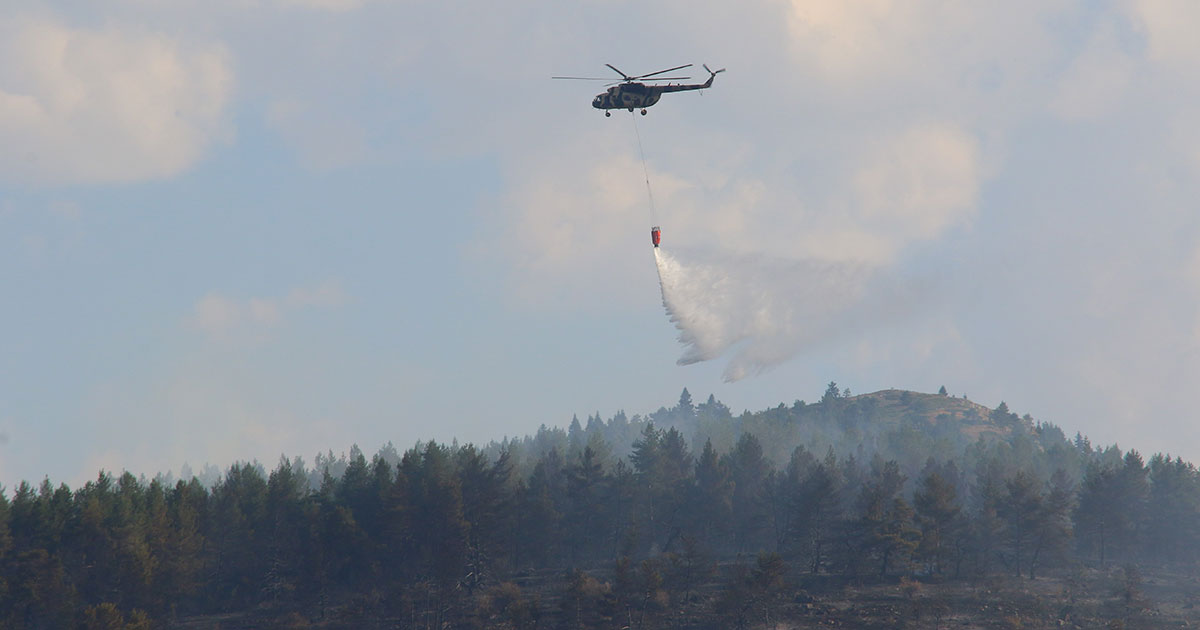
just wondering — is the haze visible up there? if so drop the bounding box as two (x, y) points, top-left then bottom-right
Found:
(2, 1), (1199, 486)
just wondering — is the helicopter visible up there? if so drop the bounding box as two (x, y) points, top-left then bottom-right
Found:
(553, 63), (725, 116)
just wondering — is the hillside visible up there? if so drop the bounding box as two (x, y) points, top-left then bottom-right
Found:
(3, 385), (1194, 629)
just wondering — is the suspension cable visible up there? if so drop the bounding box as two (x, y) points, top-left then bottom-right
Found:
(631, 113), (658, 226)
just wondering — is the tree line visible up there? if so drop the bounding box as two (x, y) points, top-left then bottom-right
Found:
(2, 385), (1199, 628)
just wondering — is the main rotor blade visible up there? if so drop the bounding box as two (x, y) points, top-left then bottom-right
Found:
(635, 64), (693, 79)
(552, 76), (611, 80)
(605, 64), (632, 80)
(639, 76), (691, 81)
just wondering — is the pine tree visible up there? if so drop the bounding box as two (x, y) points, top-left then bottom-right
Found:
(656, 428), (694, 551)
(630, 423), (663, 553)
(990, 402), (1018, 427)
(336, 446), (377, 531)
(166, 478), (207, 615)
(913, 468), (961, 575)
(728, 434), (769, 552)
(821, 382), (841, 405)
(458, 446), (513, 583)
(564, 446), (609, 565)
(567, 415), (585, 461)
(999, 471), (1043, 577)
(0, 488), (11, 610)
(1115, 451), (1149, 556)
(412, 442), (470, 587)
(851, 459), (911, 577)
(630, 423), (662, 483)
(676, 388), (695, 417)
(968, 457), (1006, 576)
(877, 497), (919, 577)
(791, 451), (843, 574)
(762, 469), (795, 555)
(382, 462), (413, 584)
(1027, 469), (1073, 578)
(1074, 462), (1114, 565)
(607, 460), (638, 559)
(1075, 453), (1147, 567)
(208, 463), (270, 608)
(264, 456), (308, 604)
(1145, 455), (1200, 565)
(76, 473), (119, 607)
(519, 450), (564, 567)
(692, 440), (733, 549)
(141, 480), (174, 614)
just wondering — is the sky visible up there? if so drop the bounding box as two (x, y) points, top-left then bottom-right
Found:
(3, 1), (1200, 487)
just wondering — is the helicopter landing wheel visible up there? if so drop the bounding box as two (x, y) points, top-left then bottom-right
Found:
(640, 109), (647, 116)
(628, 108), (635, 113)
(605, 111), (611, 117)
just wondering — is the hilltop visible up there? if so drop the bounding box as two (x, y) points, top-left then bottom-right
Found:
(489, 385), (1062, 492)
(852, 388), (995, 428)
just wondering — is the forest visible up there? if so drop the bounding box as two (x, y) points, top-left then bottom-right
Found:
(2, 385), (1198, 629)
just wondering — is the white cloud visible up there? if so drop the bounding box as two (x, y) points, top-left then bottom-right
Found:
(851, 122), (981, 247)
(782, 0), (1072, 99)
(491, 115), (981, 303)
(0, 16), (233, 185)
(785, 0), (933, 79)
(193, 293), (244, 337)
(248, 298), (282, 326)
(190, 281), (346, 340)
(1128, 0), (1200, 66)
(488, 127), (688, 306)
(1050, 20), (1137, 122)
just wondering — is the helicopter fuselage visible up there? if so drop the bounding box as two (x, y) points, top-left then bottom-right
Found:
(592, 73), (717, 113)
(593, 83), (662, 111)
